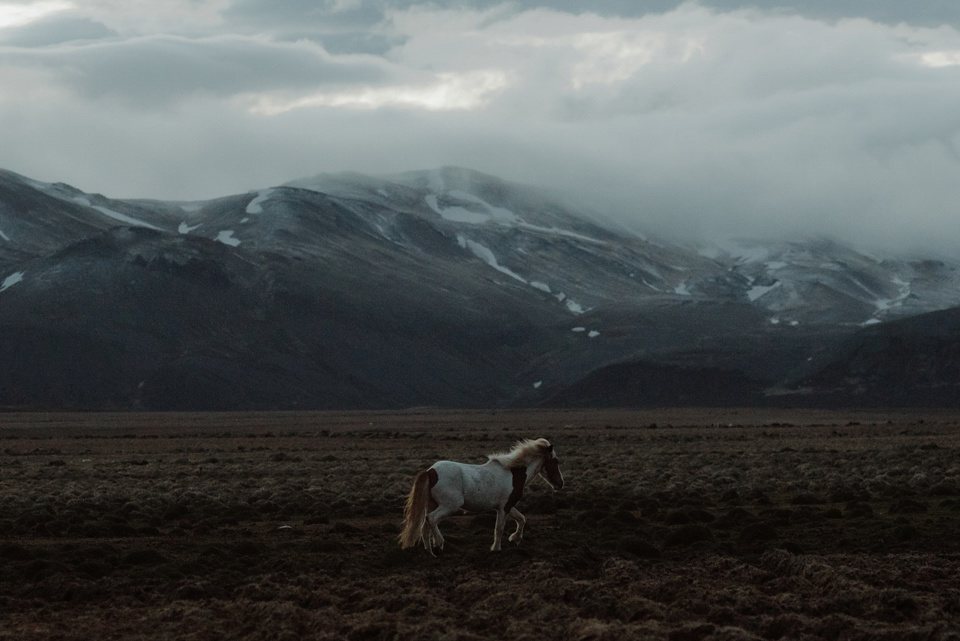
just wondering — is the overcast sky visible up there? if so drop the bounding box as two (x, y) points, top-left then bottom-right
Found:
(1, 1), (959, 250)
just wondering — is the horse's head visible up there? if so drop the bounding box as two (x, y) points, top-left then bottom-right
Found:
(537, 440), (564, 490)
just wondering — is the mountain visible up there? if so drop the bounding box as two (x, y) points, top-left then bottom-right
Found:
(2, 166), (959, 409)
(771, 307), (960, 407)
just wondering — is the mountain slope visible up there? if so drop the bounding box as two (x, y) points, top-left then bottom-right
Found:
(2, 166), (960, 409)
(775, 307), (960, 407)
(0, 223), (560, 410)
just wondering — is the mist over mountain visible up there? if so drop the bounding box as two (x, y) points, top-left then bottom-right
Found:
(1, 166), (959, 410)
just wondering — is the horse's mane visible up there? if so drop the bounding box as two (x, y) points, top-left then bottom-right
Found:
(487, 438), (551, 469)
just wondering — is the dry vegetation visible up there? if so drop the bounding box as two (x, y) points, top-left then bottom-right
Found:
(1, 408), (960, 640)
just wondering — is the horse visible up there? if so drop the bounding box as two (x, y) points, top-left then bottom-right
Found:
(398, 438), (564, 555)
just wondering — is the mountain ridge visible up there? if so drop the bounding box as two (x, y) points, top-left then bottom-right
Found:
(2, 166), (959, 409)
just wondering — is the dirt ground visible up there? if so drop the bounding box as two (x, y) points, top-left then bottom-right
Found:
(1, 408), (960, 640)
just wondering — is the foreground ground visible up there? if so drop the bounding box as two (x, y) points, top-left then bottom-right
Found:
(1, 408), (959, 640)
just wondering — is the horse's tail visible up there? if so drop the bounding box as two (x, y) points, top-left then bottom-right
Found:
(398, 468), (436, 549)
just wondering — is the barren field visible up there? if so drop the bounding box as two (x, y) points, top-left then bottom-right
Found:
(2, 409), (960, 640)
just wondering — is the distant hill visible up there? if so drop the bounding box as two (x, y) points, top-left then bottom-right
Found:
(776, 307), (960, 407)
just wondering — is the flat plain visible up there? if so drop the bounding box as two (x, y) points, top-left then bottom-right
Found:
(1, 408), (959, 640)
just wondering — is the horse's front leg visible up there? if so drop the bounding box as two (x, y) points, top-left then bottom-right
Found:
(508, 507), (526, 544)
(491, 508), (506, 551)
(424, 526), (438, 557)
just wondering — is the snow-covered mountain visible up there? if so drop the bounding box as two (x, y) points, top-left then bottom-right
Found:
(2, 166), (959, 409)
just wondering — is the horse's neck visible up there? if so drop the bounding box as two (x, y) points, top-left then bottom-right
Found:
(488, 458), (540, 481)
(518, 458), (542, 483)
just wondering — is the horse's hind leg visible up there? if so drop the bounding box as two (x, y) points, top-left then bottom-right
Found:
(426, 504), (458, 555)
(508, 507), (526, 544)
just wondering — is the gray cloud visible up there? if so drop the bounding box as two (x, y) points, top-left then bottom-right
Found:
(3, 34), (390, 106)
(0, 16), (115, 47)
(224, 0), (960, 40)
(1, 1), (960, 253)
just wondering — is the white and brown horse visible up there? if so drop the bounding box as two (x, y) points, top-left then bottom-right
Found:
(398, 438), (564, 554)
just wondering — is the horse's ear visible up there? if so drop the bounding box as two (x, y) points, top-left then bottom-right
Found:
(535, 438), (553, 457)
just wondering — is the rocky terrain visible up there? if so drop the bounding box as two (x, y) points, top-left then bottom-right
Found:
(1, 409), (959, 640)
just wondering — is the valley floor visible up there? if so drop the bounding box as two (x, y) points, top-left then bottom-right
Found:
(1, 409), (959, 640)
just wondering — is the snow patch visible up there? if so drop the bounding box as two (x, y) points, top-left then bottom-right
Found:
(216, 230), (241, 247)
(533, 381), (542, 389)
(588, 330), (600, 338)
(178, 222), (201, 234)
(426, 191), (602, 242)
(530, 281), (552, 293)
(246, 189), (274, 214)
(93, 205), (163, 231)
(849, 277), (880, 299)
(429, 195), (489, 224)
(457, 235), (526, 284)
(1, 271), (24, 292)
(515, 221), (604, 244)
(674, 282), (693, 296)
(426, 189), (522, 226)
(180, 202), (204, 214)
(572, 327), (586, 332)
(555, 292), (585, 314)
(875, 276), (911, 312)
(748, 281), (781, 302)
(451, 190), (517, 222)
(373, 223), (391, 240)
(862, 318), (882, 326)
(642, 279), (663, 292)
(76, 197), (163, 231)
(0, 228), (9, 242)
